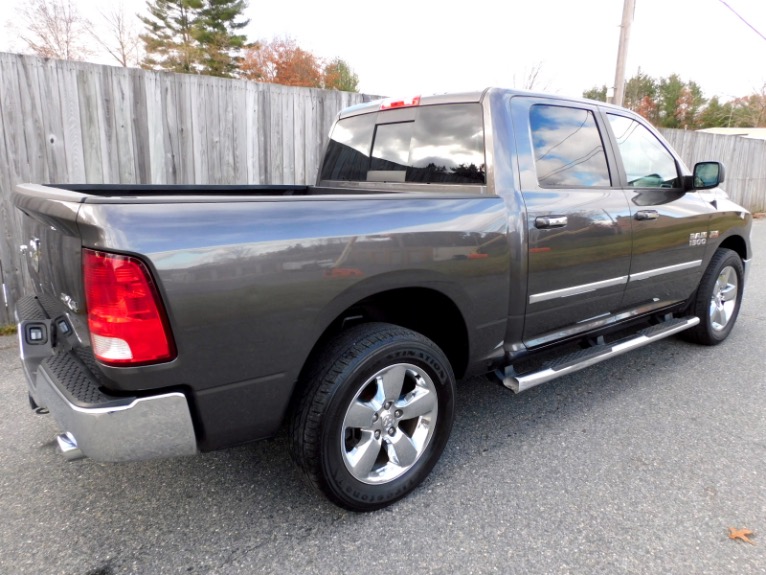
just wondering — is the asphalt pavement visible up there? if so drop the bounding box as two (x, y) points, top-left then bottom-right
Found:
(1, 221), (765, 575)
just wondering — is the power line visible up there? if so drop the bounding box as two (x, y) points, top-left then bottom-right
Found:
(718, 0), (766, 42)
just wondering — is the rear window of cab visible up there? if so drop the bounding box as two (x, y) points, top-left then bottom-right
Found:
(320, 103), (486, 185)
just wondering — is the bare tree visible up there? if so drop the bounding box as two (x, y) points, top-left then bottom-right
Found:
(20, 0), (91, 60)
(513, 61), (550, 92)
(87, 3), (142, 67)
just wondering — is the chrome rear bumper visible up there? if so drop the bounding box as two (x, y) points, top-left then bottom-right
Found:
(30, 361), (197, 461)
(17, 297), (197, 462)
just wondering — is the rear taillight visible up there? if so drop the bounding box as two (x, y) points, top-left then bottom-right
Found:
(83, 249), (176, 366)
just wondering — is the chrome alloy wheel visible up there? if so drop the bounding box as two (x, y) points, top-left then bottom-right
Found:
(341, 363), (438, 485)
(709, 265), (739, 332)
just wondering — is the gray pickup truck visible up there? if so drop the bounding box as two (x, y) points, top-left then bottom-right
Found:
(14, 88), (752, 511)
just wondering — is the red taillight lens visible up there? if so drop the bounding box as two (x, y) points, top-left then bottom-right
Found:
(83, 249), (175, 366)
(380, 95), (421, 110)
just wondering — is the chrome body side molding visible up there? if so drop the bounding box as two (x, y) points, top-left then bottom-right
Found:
(529, 276), (628, 304)
(528, 260), (703, 305)
(629, 260), (702, 282)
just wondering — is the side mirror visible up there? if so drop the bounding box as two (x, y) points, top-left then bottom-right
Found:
(692, 161), (725, 190)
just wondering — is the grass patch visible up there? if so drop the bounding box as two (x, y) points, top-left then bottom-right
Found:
(0, 324), (17, 336)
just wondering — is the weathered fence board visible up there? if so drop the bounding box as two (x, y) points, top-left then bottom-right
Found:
(0, 53), (377, 324)
(660, 128), (766, 213)
(2, 52), (763, 327)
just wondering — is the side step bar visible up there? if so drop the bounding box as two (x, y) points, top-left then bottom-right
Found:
(496, 316), (700, 393)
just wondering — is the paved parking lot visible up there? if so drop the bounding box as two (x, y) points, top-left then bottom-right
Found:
(1, 221), (765, 575)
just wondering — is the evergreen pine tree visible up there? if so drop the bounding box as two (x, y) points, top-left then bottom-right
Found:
(196, 0), (249, 78)
(140, 0), (248, 77)
(140, 0), (204, 74)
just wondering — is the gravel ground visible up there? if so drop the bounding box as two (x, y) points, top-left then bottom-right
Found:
(1, 221), (764, 575)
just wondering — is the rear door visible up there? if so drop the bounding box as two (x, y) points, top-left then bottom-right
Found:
(510, 97), (632, 346)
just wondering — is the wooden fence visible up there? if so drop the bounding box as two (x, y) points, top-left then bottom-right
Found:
(0, 53), (377, 325)
(1, 52), (764, 326)
(660, 128), (766, 213)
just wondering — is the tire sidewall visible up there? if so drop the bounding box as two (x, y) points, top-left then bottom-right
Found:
(697, 250), (744, 344)
(319, 337), (455, 510)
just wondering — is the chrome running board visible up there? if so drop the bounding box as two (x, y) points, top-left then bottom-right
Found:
(496, 316), (700, 393)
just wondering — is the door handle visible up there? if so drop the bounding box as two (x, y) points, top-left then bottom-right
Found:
(635, 210), (659, 221)
(535, 216), (568, 229)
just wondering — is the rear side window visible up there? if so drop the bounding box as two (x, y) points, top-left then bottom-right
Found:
(529, 104), (611, 187)
(320, 104), (485, 185)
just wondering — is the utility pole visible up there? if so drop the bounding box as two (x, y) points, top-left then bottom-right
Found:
(611, 0), (636, 106)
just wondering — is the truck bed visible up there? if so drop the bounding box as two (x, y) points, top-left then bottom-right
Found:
(13, 182), (510, 452)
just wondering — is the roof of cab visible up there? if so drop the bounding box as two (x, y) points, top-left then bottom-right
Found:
(337, 87), (633, 120)
(338, 90), (487, 119)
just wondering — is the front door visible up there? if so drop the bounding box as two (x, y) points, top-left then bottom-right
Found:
(604, 113), (716, 308)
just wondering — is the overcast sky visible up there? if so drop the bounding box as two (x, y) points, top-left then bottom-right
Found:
(2, 0), (765, 101)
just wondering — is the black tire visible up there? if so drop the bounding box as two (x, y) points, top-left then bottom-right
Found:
(683, 248), (744, 345)
(289, 322), (455, 511)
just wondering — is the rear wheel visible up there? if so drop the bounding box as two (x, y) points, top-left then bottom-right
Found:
(684, 248), (744, 345)
(289, 323), (455, 511)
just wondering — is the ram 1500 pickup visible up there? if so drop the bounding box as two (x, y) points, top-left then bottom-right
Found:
(14, 88), (752, 510)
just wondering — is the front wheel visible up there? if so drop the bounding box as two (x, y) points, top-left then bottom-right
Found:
(684, 248), (744, 345)
(289, 323), (455, 511)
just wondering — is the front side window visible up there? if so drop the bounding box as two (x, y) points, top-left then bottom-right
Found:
(607, 114), (680, 188)
(529, 104), (611, 187)
(320, 103), (485, 185)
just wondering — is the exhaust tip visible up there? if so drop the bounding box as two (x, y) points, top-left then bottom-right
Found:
(56, 432), (84, 461)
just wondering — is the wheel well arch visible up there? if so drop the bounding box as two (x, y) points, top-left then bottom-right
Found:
(301, 287), (470, 383)
(718, 234), (748, 261)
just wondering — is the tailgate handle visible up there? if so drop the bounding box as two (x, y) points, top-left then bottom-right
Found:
(535, 216), (568, 229)
(635, 210), (659, 221)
